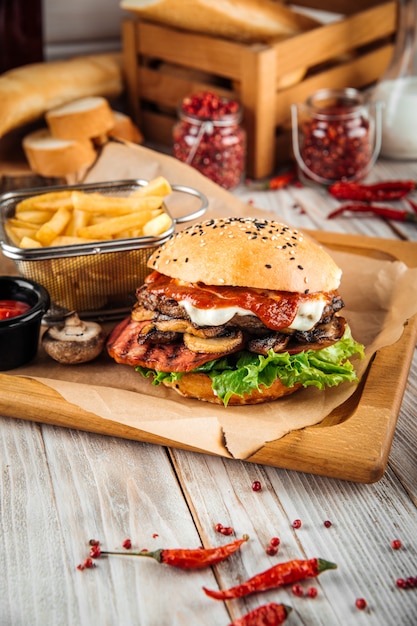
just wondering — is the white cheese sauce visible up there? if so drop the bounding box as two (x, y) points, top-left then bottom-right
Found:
(181, 299), (326, 331)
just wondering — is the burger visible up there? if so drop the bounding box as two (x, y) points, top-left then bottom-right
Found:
(107, 217), (364, 405)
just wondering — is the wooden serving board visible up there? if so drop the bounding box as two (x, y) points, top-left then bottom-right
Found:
(1, 231), (416, 483)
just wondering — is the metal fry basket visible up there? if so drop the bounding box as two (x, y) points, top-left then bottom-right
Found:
(0, 179), (208, 320)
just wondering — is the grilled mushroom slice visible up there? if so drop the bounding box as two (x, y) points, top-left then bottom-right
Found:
(183, 329), (244, 354)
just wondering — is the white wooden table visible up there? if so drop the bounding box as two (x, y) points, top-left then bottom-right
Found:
(1, 158), (417, 626)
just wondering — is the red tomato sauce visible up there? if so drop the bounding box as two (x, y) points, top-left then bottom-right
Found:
(144, 272), (327, 331)
(0, 299), (31, 320)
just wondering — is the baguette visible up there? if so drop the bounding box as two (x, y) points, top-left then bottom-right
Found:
(22, 129), (97, 177)
(0, 53), (124, 139)
(120, 0), (319, 43)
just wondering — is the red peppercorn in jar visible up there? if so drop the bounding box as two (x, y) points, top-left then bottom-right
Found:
(291, 88), (381, 185)
(173, 91), (246, 190)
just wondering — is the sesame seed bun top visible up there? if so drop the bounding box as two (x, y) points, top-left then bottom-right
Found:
(147, 217), (342, 293)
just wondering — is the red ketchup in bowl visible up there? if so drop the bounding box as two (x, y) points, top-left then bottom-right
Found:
(0, 299), (31, 320)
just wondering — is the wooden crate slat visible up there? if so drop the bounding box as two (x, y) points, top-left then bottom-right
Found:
(135, 21), (250, 80)
(138, 66), (233, 111)
(274, 2), (396, 77)
(273, 44), (394, 125)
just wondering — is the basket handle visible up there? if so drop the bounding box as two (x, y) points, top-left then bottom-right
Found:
(169, 184), (208, 223)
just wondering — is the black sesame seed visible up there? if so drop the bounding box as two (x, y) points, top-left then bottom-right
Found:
(297, 265), (304, 270)
(265, 264), (272, 269)
(304, 289), (310, 294)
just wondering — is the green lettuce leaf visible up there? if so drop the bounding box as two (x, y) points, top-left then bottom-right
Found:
(136, 326), (365, 406)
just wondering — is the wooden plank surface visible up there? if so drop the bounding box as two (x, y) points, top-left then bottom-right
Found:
(1, 155), (417, 626)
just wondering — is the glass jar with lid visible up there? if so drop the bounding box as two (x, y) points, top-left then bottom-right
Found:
(173, 91), (246, 190)
(291, 87), (382, 186)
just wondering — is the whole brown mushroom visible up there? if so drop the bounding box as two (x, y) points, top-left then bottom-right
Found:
(42, 312), (106, 364)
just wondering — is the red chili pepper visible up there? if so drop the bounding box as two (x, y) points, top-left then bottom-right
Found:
(247, 169), (297, 191)
(229, 602), (292, 626)
(328, 180), (416, 202)
(406, 198), (417, 215)
(100, 535), (248, 570)
(203, 557), (337, 600)
(327, 203), (417, 222)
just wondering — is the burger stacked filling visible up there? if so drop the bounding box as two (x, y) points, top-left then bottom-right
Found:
(131, 271), (346, 370)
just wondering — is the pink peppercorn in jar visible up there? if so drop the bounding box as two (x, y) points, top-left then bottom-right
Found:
(172, 91), (246, 190)
(291, 88), (382, 186)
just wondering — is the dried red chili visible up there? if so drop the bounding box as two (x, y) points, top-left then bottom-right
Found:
(328, 203), (417, 222)
(229, 602), (292, 626)
(328, 180), (416, 202)
(99, 535), (248, 570)
(203, 557), (337, 600)
(246, 169), (297, 191)
(406, 198), (417, 214)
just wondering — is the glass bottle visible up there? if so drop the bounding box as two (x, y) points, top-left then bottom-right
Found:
(369, 0), (417, 159)
(291, 88), (381, 186)
(173, 91), (246, 190)
(0, 0), (43, 73)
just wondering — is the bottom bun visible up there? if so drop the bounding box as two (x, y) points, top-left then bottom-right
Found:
(162, 372), (302, 405)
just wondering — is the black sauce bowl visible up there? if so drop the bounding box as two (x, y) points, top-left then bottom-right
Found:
(0, 276), (50, 370)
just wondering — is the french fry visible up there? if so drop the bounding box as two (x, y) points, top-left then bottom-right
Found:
(5, 224), (38, 245)
(14, 209), (55, 225)
(77, 209), (163, 239)
(130, 176), (172, 198)
(6, 217), (41, 230)
(142, 212), (173, 236)
(49, 236), (99, 246)
(64, 208), (90, 236)
(71, 191), (164, 215)
(35, 206), (72, 246)
(15, 190), (73, 213)
(19, 236), (43, 248)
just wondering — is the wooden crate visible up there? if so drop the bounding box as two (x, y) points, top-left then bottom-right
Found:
(122, 1), (397, 179)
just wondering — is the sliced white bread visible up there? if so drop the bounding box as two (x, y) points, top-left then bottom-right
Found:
(108, 111), (144, 143)
(46, 96), (115, 141)
(22, 128), (97, 177)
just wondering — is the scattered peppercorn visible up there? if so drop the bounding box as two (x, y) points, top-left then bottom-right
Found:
(89, 544), (101, 559)
(355, 598), (367, 610)
(292, 583), (304, 597)
(307, 586), (318, 598)
(122, 539), (132, 550)
(266, 544), (279, 556)
(292, 519), (302, 529)
(396, 576), (417, 589)
(270, 537), (281, 547)
(252, 480), (262, 492)
(77, 557), (95, 571)
(324, 520), (332, 528)
(391, 539), (402, 550)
